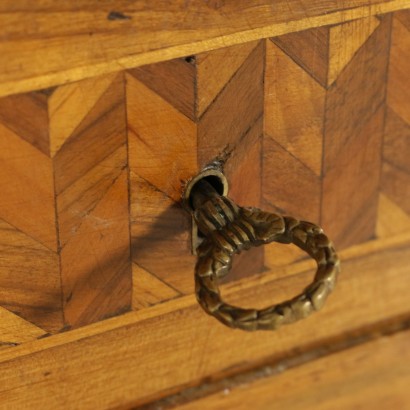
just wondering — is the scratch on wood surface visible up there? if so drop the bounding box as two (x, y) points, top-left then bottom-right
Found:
(107, 11), (132, 21)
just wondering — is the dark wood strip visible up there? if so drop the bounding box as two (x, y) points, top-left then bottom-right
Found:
(0, 91), (50, 155)
(129, 58), (196, 121)
(271, 26), (330, 87)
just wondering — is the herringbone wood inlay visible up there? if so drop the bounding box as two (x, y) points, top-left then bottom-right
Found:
(0, 73), (132, 333)
(265, 15), (390, 252)
(0, 12), (408, 339)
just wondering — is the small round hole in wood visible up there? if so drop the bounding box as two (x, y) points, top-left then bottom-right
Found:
(183, 169), (229, 211)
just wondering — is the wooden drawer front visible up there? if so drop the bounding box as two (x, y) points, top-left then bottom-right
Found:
(0, 13), (407, 332)
(0, 8), (409, 410)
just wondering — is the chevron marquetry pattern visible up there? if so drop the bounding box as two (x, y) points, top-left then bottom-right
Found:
(265, 15), (390, 252)
(0, 12), (408, 343)
(127, 40), (265, 300)
(0, 73), (131, 332)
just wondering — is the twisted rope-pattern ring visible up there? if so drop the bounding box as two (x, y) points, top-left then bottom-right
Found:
(194, 197), (340, 331)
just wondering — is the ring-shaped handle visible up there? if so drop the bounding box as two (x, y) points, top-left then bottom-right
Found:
(194, 202), (340, 331)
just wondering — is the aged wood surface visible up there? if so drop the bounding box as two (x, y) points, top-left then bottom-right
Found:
(0, 121), (63, 331)
(0, 9), (409, 409)
(54, 72), (131, 329)
(0, 0), (409, 97)
(0, 11), (408, 329)
(174, 330), (410, 410)
(0, 232), (409, 409)
(127, 14), (396, 306)
(0, 38), (267, 326)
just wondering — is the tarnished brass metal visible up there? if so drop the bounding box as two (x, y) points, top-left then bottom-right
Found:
(184, 176), (340, 332)
(183, 168), (229, 254)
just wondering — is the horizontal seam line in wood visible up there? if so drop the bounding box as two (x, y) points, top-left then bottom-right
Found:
(0, 229), (409, 364)
(1, 1), (409, 97)
(138, 317), (410, 409)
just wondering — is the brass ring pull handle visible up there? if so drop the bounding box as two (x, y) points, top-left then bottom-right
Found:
(186, 176), (340, 331)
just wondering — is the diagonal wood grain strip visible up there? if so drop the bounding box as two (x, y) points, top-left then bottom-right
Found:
(132, 263), (181, 310)
(322, 16), (391, 249)
(129, 59), (196, 121)
(328, 16), (380, 85)
(129, 172), (195, 295)
(52, 73), (131, 328)
(0, 91), (50, 155)
(53, 74), (127, 195)
(0, 306), (47, 351)
(126, 73), (197, 203)
(271, 27), (330, 88)
(0, 122), (57, 252)
(196, 41), (259, 118)
(198, 41), (264, 167)
(0, 218), (62, 333)
(265, 39), (324, 176)
(48, 73), (118, 157)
